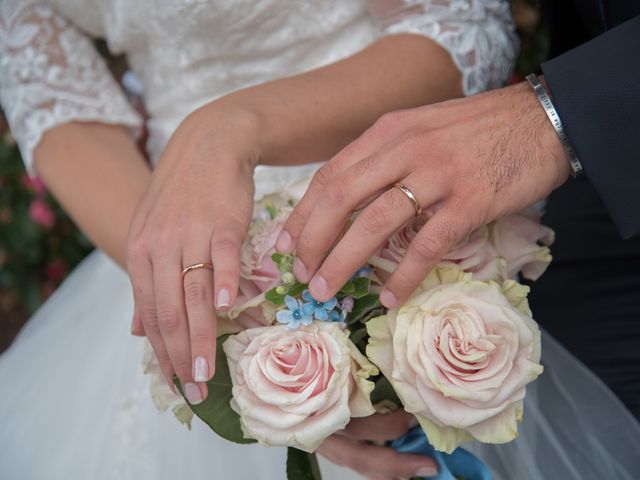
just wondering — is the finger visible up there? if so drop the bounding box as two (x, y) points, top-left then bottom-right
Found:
(317, 435), (437, 478)
(277, 112), (407, 255)
(382, 205), (472, 308)
(130, 302), (145, 336)
(293, 147), (414, 284)
(153, 250), (206, 404)
(182, 248), (216, 386)
(128, 252), (175, 390)
(211, 220), (246, 312)
(342, 410), (414, 441)
(307, 177), (445, 301)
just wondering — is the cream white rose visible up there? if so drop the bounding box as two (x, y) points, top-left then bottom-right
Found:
(366, 268), (543, 453)
(223, 322), (377, 452)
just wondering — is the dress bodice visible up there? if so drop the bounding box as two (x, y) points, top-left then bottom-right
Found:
(0, 0), (517, 180)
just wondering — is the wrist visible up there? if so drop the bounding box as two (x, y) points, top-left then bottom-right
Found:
(189, 99), (268, 170)
(525, 74), (581, 179)
(515, 80), (572, 185)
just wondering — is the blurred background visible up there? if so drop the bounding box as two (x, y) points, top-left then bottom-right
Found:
(0, 0), (547, 353)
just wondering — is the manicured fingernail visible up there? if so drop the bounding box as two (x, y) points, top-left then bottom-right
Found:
(130, 318), (136, 334)
(309, 275), (328, 299)
(380, 289), (397, 308)
(293, 258), (308, 281)
(193, 356), (209, 382)
(216, 288), (231, 309)
(184, 382), (203, 405)
(408, 416), (419, 428)
(276, 230), (293, 253)
(415, 466), (438, 477)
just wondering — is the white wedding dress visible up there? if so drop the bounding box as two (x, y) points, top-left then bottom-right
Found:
(1, 1), (638, 479)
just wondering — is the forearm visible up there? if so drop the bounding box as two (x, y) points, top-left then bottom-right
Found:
(33, 122), (151, 269)
(212, 34), (463, 166)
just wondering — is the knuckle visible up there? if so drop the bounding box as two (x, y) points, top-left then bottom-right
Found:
(157, 306), (182, 334)
(433, 217), (461, 247)
(361, 202), (392, 234)
(142, 306), (160, 331)
(312, 163), (336, 188)
(374, 112), (399, 132)
(190, 327), (213, 347)
(212, 237), (238, 259)
(354, 154), (379, 176)
(173, 357), (193, 377)
(391, 267), (418, 292)
(325, 181), (347, 205)
(184, 281), (210, 307)
(412, 236), (440, 261)
(126, 234), (147, 263)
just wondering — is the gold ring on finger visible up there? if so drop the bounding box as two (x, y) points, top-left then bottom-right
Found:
(393, 182), (422, 216)
(181, 262), (214, 278)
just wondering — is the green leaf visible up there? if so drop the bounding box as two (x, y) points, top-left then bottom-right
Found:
(339, 280), (355, 294)
(271, 252), (285, 265)
(265, 203), (278, 220)
(351, 277), (370, 299)
(348, 294), (382, 325)
(174, 335), (257, 444)
(286, 447), (322, 480)
(266, 287), (286, 306)
(370, 376), (401, 406)
(287, 282), (308, 297)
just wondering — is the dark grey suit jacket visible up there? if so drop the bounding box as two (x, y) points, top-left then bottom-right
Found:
(541, 1), (640, 238)
(529, 1), (640, 418)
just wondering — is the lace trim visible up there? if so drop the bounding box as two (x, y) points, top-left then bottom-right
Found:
(0, 1), (142, 175)
(370, 0), (518, 95)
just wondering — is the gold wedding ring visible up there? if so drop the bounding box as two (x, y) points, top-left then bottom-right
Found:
(181, 262), (214, 278)
(393, 182), (422, 216)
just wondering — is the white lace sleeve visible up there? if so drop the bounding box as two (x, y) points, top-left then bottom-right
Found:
(0, 0), (142, 175)
(368, 0), (518, 95)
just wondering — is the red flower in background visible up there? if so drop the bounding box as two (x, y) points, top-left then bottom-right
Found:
(21, 175), (47, 196)
(46, 260), (67, 282)
(29, 198), (56, 229)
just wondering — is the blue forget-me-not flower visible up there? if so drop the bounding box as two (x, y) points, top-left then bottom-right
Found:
(302, 290), (338, 321)
(276, 295), (314, 330)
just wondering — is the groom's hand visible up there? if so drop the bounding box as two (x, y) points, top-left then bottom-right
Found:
(318, 410), (437, 479)
(277, 80), (570, 307)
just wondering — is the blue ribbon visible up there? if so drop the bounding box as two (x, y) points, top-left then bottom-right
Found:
(388, 426), (492, 480)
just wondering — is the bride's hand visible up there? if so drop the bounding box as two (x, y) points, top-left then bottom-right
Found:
(126, 104), (261, 404)
(318, 410), (437, 479)
(277, 81), (570, 309)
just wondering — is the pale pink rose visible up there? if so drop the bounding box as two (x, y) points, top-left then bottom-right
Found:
(381, 217), (503, 281)
(223, 322), (377, 452)
(367, 268), (543, 453)
(29, 198), (55, 229)
(239, 214), (286, 298)
(491, 209), (554, 281)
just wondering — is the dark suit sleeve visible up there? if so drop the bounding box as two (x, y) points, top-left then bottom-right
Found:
(541, 15), (640, 239)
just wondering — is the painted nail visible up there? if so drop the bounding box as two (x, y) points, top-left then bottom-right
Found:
(184, 382), (203, 405)
(380, 289), (397, 308)
(309, 275), (328, 299)
(293, 258), (308, 282)
(193, 356), (209, 382)
(415, 466), (438, 477)
(276, 230), (293, 253)
(216, 288), (231, 309)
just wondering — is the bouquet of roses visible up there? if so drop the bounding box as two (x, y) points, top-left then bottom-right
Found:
(143, 178), (553, 479)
